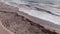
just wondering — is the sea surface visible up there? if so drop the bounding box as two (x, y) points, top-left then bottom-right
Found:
(1, 0), (60, 25)
(1, 0), (60, 4)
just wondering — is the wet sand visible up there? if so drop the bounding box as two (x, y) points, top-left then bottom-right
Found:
(0, 2), (10, 34)
(0, 21), (10, 34)
(0, 2), (17, 34)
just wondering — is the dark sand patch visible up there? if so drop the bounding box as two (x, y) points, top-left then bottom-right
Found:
(0, 11), (58, 34)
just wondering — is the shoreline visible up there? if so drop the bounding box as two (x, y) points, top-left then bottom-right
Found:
(0, 2), (60, 34)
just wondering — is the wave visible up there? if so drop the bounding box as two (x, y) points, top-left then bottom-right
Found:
(1, 0), (60, 25)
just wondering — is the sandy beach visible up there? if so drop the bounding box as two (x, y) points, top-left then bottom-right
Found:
(0, 2), (17, 34)
(0, 22), (10, 34)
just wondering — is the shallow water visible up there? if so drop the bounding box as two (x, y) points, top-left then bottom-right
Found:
(1, 0), (60, 25)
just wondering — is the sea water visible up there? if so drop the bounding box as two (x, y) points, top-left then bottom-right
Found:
(1, 0), (60, 4)
(1, 0), (60, 25)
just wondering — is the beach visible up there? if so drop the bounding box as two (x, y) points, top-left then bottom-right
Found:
(0, 0), (60, 34)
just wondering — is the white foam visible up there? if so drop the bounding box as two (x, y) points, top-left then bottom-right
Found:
(19, 6), (60, 25)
